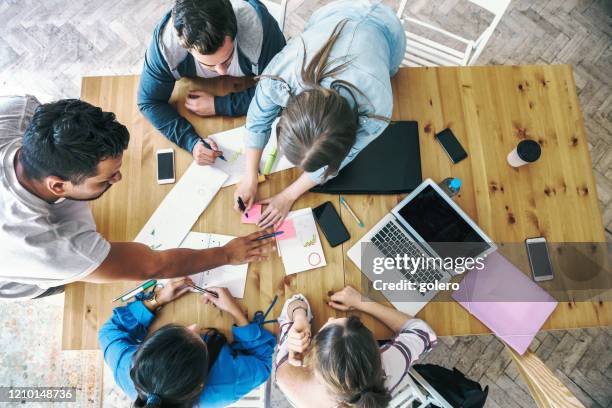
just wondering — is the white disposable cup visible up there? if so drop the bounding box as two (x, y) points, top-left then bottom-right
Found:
(507, 149), (529, 167)
(507, 140), (541, 168)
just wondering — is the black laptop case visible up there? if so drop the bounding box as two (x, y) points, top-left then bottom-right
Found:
(310, 121), (422, 194)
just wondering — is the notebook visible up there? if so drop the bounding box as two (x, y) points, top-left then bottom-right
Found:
(452, 251), (558, 355)
(310, 121), (421, 194)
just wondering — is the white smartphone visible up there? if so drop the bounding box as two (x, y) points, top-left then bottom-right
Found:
(525, 237), (554, 282)
(156, 148), (175, 184)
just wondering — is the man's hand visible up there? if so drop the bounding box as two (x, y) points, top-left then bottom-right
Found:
(185, 90), (216, 117)
(222, 229), (276, 264)
(192, 138), (223, 165)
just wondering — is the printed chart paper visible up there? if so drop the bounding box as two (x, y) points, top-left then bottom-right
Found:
(209, 118), (295, 187)
(134, 162), (228, 250)
(277, 208), (326, 274)
(179, 232), (248, 298)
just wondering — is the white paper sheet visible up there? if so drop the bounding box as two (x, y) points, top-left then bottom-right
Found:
(209, 118), (295, 187)
(179, 232), (248, 298)
(277, 208), (327, 275)
(134, 162), (228, 250)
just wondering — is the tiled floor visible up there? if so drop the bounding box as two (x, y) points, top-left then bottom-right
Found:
(0, 0), (610, 407)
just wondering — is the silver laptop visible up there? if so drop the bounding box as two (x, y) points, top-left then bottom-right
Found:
(347, 179), (496, 315)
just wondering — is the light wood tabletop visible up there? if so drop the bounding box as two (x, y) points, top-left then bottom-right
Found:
(62, 65), (611, 350)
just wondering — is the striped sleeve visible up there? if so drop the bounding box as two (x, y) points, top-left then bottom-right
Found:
(380, 319), (437, 392)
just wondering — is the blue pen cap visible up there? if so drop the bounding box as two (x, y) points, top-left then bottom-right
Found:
(450, 178), (462, 190)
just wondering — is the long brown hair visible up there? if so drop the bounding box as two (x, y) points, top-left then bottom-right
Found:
(273, 19), (387, 181)
(311, 316), (391, 407)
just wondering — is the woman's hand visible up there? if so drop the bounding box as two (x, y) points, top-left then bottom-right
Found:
(257, 190), (296, 229)
(287, 315), (311, 366)
(155, 277), (193, 307)
(327, 286), (367, 311)
(201, 287), (249, 326)
(234, 173), (259, 212)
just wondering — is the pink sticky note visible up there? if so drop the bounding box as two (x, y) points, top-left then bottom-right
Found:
(275, 219), (296, 241)
(241, 204), (262, 224)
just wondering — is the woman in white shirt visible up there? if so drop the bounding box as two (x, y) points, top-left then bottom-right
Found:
(275, 286), (437, 407)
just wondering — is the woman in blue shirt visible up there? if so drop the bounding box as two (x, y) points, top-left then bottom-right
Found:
(98, 278), (276, 408)
(233, 0), (405, 228)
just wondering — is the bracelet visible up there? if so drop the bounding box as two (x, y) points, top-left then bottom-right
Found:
(145, 291), (163, 312)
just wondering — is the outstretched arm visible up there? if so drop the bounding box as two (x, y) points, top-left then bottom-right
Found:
(85, 230), (275, 283)
(328, 286), (411, 333)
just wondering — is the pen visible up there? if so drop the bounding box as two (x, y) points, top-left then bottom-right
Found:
(263, 147), (278, 175)
(256, 231), (284, 241)
(186, 283), (220, 298)
(340, 196), (364, 228)
(113, 279), (157, 302)
(199, 138), (227, 161)
(237, 196), (248, 218)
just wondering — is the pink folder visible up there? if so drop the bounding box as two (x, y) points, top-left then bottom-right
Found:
(452, 251), (558, 355)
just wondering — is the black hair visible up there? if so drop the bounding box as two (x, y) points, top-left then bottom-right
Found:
(130, 325), (226, 408)
(173, 0), (237, 55)
(19, 99), (129, 184)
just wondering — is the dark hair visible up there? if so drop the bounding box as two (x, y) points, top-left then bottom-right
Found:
(173, 0), (237, 55)
(274, 20), (388, 181)
(19, 99), (129, 184)
(312, 316), (391, 408)
(130, 325), (226, 408)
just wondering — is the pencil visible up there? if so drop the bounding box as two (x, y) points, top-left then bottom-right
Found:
(340, 196), (364, 228)
(186, 283), (220, 298)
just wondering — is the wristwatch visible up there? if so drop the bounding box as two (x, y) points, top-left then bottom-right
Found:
(145, 291), (163, 312)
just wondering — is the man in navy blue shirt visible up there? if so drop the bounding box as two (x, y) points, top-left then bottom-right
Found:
(138, 0), (285, 165)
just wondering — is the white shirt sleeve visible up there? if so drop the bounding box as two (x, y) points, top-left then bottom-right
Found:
(380, 319), (437, 393)
(0, 95), (39, 146)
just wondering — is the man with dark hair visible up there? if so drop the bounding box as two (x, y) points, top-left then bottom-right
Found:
(138, 0), (285, 165)
(0, 96), (273, 300)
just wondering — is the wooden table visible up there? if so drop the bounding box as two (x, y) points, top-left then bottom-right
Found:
(62, 65), (611, 350)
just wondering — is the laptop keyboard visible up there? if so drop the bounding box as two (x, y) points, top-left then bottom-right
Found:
(371, 221), (444, 296)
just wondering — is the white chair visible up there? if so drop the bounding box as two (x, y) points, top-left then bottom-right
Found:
(261, 0), (288, 32)
(389, 368), (453, 408)
(226, 380), (270, 408)
(396, 0), (510, 67)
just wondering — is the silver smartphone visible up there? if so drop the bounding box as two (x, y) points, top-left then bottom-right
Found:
(525, 237), (554, 282)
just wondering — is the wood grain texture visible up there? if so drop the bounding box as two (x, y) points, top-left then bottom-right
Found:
(63, 66), (610, 350)
(507, 347), (585, 408)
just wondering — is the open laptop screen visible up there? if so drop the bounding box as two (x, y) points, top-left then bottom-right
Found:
(396, 185), (491, 259)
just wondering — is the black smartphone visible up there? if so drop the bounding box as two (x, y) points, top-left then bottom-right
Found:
(525, 237), (554, 282)
(313, 201), (350, 247)
(435, 128), (468, 164)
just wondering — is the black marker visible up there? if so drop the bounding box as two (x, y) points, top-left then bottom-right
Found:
(237, 196), (248, 218)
